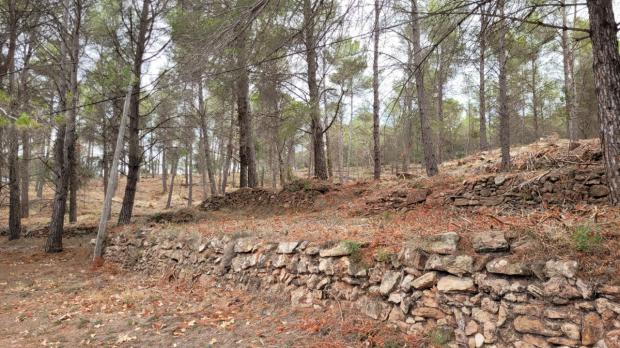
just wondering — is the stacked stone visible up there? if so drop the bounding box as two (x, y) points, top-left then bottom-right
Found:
(106, 229), (620, 347)
(451, 166), (610, 208)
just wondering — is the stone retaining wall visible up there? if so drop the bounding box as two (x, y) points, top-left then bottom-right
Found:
(448, 166), (610, 208)
(106, 229), (620, 347)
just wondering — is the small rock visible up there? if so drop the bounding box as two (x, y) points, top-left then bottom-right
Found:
(357, 296), (391, 321)
(411, 272), (438, 290)
(513, 316), (562, 337)
(437, 276), (475, 292)
(494, 175), (507, 186)
(474, 333), (485, 348)
(425, 254), (473, 276)
(582, 312), (605, 345)
(276, 241), (299, 254)
(233, 237), (257, 253)
(379, 271), (402, 296)
(486, 258), (531, 276)
(319, 243), (352, 257)
(561, 322), (581, 340)
(411, 306), (445, 319)
(590, 184), (610, 198)
(472, 231), (509, 253)
(544, 259), (578, 278)
(543, 276), (581, 300)
(481, 297), (499, 314)
(421, 232), (460, 255)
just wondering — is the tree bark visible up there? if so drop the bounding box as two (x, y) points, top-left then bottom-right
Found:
(68, 137), (78, 223)
(20, 130), (29, 218)
(498, 0), (510, 171)
(161, 145), (168, 193)
(303, 0), (328, 180)
(411, 0), (438, 177)
(118, 0), (150, 225)
(531, 55), (540, 140)
(187, 142), (193, 207)
(372, 0), (381, 180)
(8, 124), (21, 240)
(198, 80), (217, 196)
(586, 0), (620, 204)
(166, 156), (178, 209)
(221, 104), (235, 194)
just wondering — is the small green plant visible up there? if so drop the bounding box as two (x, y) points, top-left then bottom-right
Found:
(571, 224), (603, 252)
(428, 326), (452, 347)
(342, 240), (362, 254)
(383, 340), (403, 348)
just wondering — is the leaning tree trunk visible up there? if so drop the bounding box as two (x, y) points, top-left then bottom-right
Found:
(498, 0), (510, 171)
(411, 0), (438, 177)
(304, 0), (328, 180)
(587, 0), (620, 204)
(118, 0), (150, 225)
(372, 0), (381, 180)
(166, 156), (178, 209)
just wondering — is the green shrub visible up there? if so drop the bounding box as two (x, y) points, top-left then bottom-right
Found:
(374, 248), (392, 263)
(428, 326), (452, 347)
(571, 224), (603, 253)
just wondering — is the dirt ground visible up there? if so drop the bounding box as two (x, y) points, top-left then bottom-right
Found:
(0, 236), (418, 348)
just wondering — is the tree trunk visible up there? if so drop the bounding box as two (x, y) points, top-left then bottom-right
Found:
(479, 7), (488, 151)
(46, 0), (81, 252)
(161, 145), (168, 193)
(188, 142), (193, 207)
(118, 0), (150, 225)
(586, 0), (620, 204)
(20, 130), (29, 218)
(562, 0), (578, 144)
(166, 156), (178, 209)
(8, 124), (21, 240)
(222, 103), (235, 194)
(372, 0), (381, 180)
(411, 0), (438, 177)
(498, 0), (510, 171)
(304, 0), (328, 180)
(198, 80), (217, 196)
(68, 138), (78, 223)
(531, 55), (540, 140)
(235, 26), (258, 188)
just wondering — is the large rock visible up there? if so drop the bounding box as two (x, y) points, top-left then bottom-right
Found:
(420, 232), (460, 255)
(410, 272), (438, 290)
(319, 243), (352, 257)
(543, 276), (582, 300)
(582, 312), (605, 345)
(486, 258), (531, 276)
(471, 231), (509, 253)
(406, 188), (431, 205)
(233, 237), (258, 253)
(437, 276), (475, 292)
(544, 260), (578, 279)
(590, 184), (610, 198)
(513, 316), (561, 337)
(379, 271), (402, 296)
(425, 254), (473, 276)
(276, 241), (300, 254)
(357, 296), (391, 321)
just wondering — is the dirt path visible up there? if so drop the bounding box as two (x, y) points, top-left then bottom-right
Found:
(0, 236), (413, 348)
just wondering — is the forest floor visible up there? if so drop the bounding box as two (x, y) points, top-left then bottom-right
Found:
(1, 136), (619, 346)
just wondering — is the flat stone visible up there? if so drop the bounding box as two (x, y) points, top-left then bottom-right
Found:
(494, 175), (507, 186)
(547, 337), (579, 346)
(522, 334), (551, 348)
(590, 184), (610, 198)
(437, 276), (475, 292)
(474, 333), (485, 348)
(543, 276), (581, 300)
(276, 241), (299, 254)
(420, 232), (460, 254)
(582, 312), (605, 345)
(411, 306), (445, 319)
(425, 254), (473, 276)
(398, 248), (427, 269)
(406, 188), (431, 204)
(379, 271), (402, 296)
(319, 243), (351, 257)
(472, 231), (509, 253)
(465, 320), (479, 336)
(233, 237), (257, 253)
(513, 316), (561, 337)
(544, 259), (578, 278)
(357, 296), (391, 321)
(561, 322), (581, 340)
(486, 258), (531, 276)
(411, 272), (438, 290)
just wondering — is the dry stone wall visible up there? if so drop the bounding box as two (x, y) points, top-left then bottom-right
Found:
(106, 229), (620, 347)
(448, 166), (610, 208)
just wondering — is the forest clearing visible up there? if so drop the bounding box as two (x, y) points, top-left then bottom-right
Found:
(3, 0), (620, 347)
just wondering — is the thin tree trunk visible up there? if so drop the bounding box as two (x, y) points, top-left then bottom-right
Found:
(166, 156), (178, 209)
(68, 137), (78, 223)
(372, 0), (381, 180)
(304, 0), (328, 180)
(188, 143), (193, 207)
(198, 80), (217, 196)
(498, 0), (510, 171)
(20, 130), (29, 218)
(118, 0), (150, 225)
(46, 0), (81, 252)
(479, 7), (488, 151)
(531, 55), (540, 140)
(586, 0), (620, 204)
(562, 0), (578, 145)
(93, 83), (132, 261)
(161, 145), (168, 193)
(221, 104), (235, 194)
(8, 124), (21, 240)
(411, 0), (438, 177)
